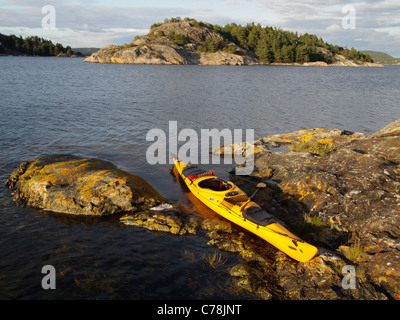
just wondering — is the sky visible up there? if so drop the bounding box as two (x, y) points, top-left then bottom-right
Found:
(1, 0), (400, 56)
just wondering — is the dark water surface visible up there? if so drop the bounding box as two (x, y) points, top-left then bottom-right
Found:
(1, 57), (399, 299)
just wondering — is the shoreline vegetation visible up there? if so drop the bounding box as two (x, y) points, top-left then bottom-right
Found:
(85, 17), (383, 67)
(0, 33), (84, 57)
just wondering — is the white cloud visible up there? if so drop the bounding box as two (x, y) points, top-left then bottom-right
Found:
(0, 0), (399, 56)
(0, 2), (205, 46)
(326, 23), (342, 32)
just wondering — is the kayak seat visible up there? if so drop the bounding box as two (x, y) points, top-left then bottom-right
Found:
(198, 178), (231, 192)
(242, 206), (273, 226)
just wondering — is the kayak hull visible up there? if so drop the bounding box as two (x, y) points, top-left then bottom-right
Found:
(174, 158), (318, 262)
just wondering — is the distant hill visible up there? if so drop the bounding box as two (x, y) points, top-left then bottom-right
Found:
(85, 17), (381, 66)
(72, 47), (101, 56)
(362, 51), (400, 65)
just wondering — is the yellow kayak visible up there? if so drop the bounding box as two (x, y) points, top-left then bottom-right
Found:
(173, 158), (318, 262)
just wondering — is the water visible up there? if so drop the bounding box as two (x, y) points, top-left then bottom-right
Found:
(1, 57), (399, 299)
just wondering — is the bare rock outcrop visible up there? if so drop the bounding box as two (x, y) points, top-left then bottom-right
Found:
(5, 154), (166, 216)
(84, 20), (257, 66)
(239, 119), (400, 298)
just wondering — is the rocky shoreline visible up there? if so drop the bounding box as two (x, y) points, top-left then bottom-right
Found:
(5, 118), (400, 300)
(225, 118), (400, 299)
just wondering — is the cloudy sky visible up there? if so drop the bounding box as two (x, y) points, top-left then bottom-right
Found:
(1, 0), (400, 56)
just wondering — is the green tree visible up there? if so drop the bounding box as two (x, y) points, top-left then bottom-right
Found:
(206, 38), (217, 52)
(255, 42), (274, 63)
(296, 44), (310, 63)
(66, 46), (72, 56)
(280, 45), (296, 63)
(247, 29), (258, 50)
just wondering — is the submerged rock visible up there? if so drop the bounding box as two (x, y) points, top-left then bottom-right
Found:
(120, 202), (232, 236)
(120, 203), (202, 235)
(5, 154), (165, 216)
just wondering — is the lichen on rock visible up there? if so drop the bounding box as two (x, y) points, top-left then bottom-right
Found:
(5, 154), (166, 216)
(231, 118), (400, 299)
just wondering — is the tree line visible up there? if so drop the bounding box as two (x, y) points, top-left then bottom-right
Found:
(214, 22), (373, 63)
(0, 33), (81, 56)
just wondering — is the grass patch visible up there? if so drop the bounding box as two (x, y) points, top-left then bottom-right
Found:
(331, 262), (367, 282)
(290, 140), (336, 156)
(203, 252), (227, 269)
(168, 32), (188, 46)
(341, 243), (366, 261)
(297, 215), (330, 234)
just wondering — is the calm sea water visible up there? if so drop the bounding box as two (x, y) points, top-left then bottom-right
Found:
(0, 57), (399, 299)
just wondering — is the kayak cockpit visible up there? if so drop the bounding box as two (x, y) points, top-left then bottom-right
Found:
(242, 206), (274, 226)
(198, 178), (233, 192)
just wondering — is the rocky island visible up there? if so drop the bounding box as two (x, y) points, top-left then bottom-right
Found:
(6, 118), (400, 300)
(85, 17), (382, 67)
(84, 18), (257, 65)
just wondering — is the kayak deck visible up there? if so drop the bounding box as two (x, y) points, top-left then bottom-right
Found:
(173, 159), (318, 262)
